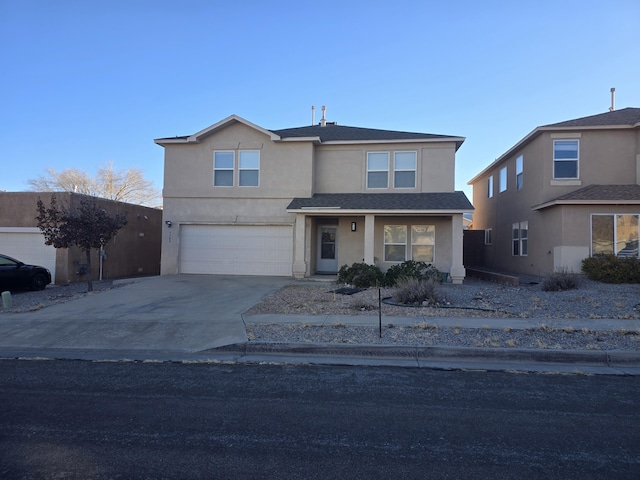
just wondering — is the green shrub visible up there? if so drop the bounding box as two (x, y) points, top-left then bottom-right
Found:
(541, 270), (579, 291)
(581, 255), (640, 283)
(393, 277), (442, 305)
(383, 260), (442, 287)
(337, 262), (384, 288)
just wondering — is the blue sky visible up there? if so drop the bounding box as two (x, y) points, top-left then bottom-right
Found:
(2, 0), (639, 201)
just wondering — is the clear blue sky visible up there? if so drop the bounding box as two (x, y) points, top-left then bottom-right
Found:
(2, 0), (639, 201)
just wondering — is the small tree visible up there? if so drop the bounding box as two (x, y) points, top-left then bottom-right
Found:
(36, 194), (128, 291)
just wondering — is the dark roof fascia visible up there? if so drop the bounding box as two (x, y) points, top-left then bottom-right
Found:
(533, 198), (640, 211)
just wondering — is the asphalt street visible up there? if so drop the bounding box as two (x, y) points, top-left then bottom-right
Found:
(1, 359), (639, 479)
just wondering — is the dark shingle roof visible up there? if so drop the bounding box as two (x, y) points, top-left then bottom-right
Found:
(533, 184), (640, 210)
(543, 107), (640, 128)
(287, 192), (473, 211)
(552, 184), (640, 202)
(271, 124), (461, 143)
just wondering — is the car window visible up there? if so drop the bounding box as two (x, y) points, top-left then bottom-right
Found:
(0, 256), (18, 266)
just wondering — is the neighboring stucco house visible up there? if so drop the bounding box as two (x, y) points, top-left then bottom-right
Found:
(156, 114), (472, 283)
(0, 192), (162, 284)
(468, 107), (640, 276)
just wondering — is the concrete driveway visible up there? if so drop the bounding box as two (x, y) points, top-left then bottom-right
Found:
(0, 275), (292, 354)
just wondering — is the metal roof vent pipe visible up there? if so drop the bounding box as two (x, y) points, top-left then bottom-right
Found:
(320, 105), (326, 126)
(610, 87), (616, 112)
(311, 105), (315, 126)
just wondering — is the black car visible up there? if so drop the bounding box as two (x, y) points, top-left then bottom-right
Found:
(0, 254), (52, 291)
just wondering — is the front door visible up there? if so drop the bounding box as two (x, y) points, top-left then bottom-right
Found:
(317, 226), (338, 273)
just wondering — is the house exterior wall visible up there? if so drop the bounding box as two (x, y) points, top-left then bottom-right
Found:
(470, 125), (640, 276)
(0, 192), (162, 284)
(159, 117), (468, 281)
(313, 143), (457, 193)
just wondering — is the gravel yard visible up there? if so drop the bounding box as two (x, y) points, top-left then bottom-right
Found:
(245, 277), (640, 351)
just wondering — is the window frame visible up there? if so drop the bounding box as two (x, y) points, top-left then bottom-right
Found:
(591, 214), (639, 257)
(383, 225), (407, 262)
(499, 166), (507, 193)
(484, 228), (492, 245)
(411, 225), (435, 263)
(238, 150), (260, 187)
(515, 155), (523, 190)
(367, 152), (390, 189)
(213, 150), (235, 187)
(512, 221), (528, 256)
(553, 140), (579, 179)
(393, 151), (417, 189)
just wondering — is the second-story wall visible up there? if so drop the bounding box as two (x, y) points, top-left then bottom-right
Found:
(314, 142), (457, 194)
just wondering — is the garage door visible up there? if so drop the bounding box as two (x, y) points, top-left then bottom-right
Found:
(0, 228), (57, 282)
(180, 225), (293, 276)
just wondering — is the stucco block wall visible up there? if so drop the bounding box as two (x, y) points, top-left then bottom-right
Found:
(0, 192), (161, 284)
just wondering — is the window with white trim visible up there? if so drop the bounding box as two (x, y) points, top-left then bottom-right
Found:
(214, 151), (234, 186)
(239, 150), (260, 186)
(487, 175), (494, 198)
(512, 221), (528, 256)
(500, 167), (507, 193)
(485, 228), (492, 245)
(393, 152), (417, 188)
(384, 225), (406, 262)
(553, 140), (579, 179)
(591, 214), (639, 257)
(516, 155), (523, 190)
(411, 225), (435, 262)
(367, 152), (389, 189)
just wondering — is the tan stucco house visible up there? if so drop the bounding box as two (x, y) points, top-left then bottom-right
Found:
(468, 107), (640, 276)
(156, 114), (472, 283)
(0, 192), (162, 284)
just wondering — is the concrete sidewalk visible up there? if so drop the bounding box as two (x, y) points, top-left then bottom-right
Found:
(0, 275), (639, 374)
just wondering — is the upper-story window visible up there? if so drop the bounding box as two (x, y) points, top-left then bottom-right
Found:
(214, 150), (260, 187)
(516, 155), (523, 190)
(214, 151), (234, 186)
(499, 166), (507, 192)
(239, 151), (260, 186)
(487, 175), (494, 198)
(367, 152), (389, 188)
(553, 140), (579, 179)
(393, 152), (417, 188)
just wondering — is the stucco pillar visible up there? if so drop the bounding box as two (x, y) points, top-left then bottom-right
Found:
(450, 214), (465, 284)
(292, 213), (307, 278)
(364, 214), (375, 265)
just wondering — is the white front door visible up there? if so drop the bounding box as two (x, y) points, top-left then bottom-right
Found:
(317, 226), (338, 273)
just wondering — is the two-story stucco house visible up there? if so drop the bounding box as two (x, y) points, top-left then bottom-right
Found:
(155, 114), (472, 283)
(468, 107), (640, 276)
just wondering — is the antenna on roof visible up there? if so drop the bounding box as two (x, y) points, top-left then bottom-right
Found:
(311, 106), (315, 126)
(609, 87), (616, 112)
(321, 105), (326, 126)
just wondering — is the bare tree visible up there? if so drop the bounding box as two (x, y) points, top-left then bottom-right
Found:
(36, 194), (128, 292)
(28, 161), (161, 207)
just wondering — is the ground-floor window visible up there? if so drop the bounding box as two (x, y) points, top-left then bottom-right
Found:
(592, 214), (639, 257)
(411, 225), (435, 262)
(384, 225), (435, 262)
(512, 221), (528, 256)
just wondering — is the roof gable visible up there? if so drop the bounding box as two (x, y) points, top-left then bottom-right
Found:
(155, 115), (281, 145)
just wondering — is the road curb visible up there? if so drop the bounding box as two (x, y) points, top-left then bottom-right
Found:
(212, 342), (640, 370)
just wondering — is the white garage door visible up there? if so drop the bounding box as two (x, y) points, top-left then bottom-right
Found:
(0, 228), (57, 282)
(180, 225), (293, 276)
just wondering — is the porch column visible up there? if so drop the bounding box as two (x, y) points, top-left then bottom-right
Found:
(450, 214), (465, 284)
(292, 213), (307, 278)
(364, 214), (375, 265)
